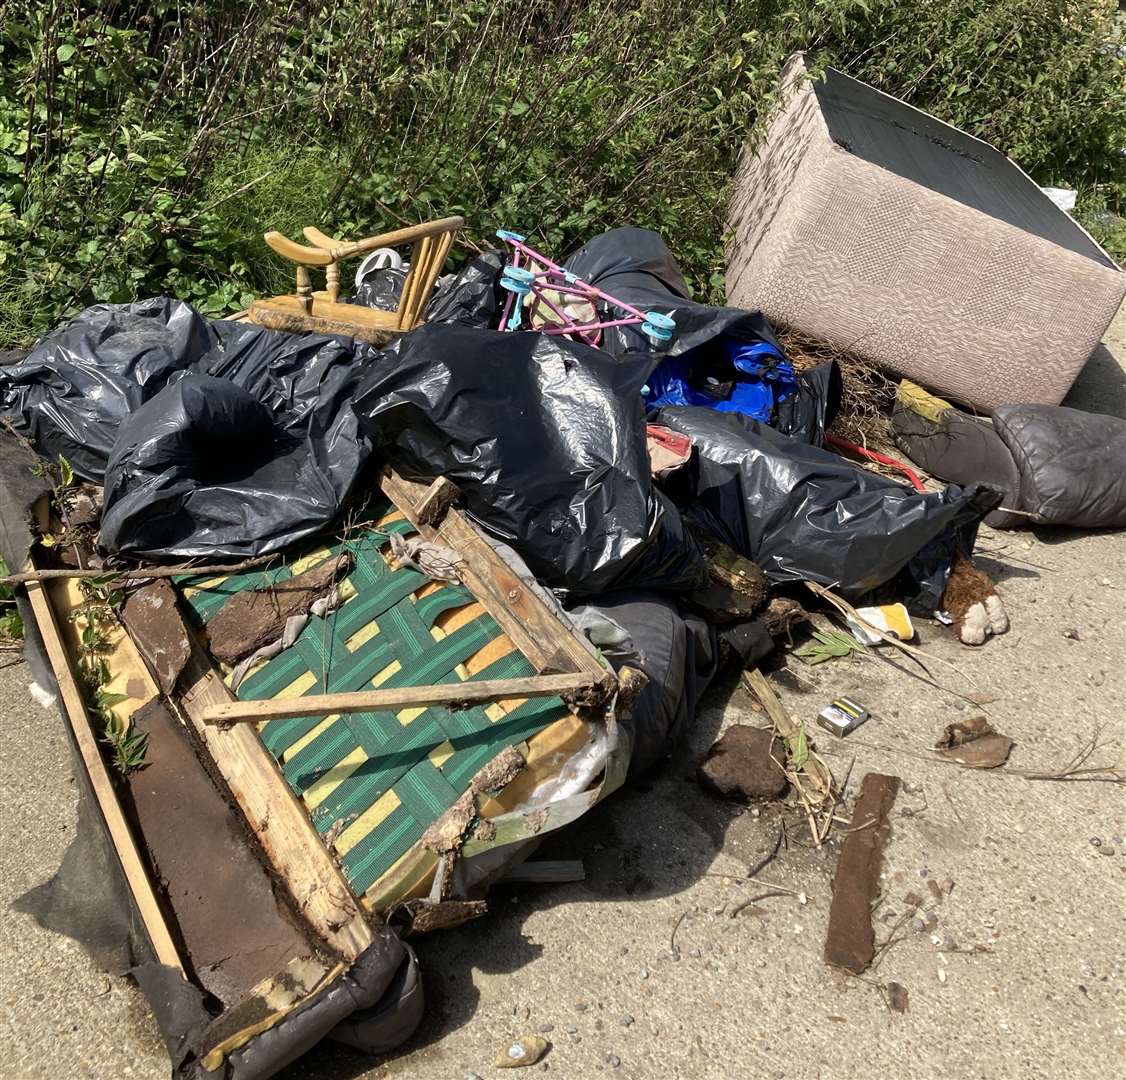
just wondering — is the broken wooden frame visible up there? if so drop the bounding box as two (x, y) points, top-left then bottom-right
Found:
(248, 217), (464, 344)
(23, 465), (617, 962)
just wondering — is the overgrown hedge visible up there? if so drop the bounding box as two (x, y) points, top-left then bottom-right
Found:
(1, 0), (1123, 344)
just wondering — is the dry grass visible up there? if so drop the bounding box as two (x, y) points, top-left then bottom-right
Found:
(777, 326), (898, 448)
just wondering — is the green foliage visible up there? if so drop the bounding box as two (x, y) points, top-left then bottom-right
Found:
(1, 0), (1123, 344)
(72, 576), (146, 773)
(793, 626), (868, 665)
(0, 554), (20, 642)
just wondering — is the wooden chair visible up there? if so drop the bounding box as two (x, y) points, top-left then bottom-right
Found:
(248, 216), (464, 344)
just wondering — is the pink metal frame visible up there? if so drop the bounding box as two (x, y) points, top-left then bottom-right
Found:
(497, 233), (659, 347)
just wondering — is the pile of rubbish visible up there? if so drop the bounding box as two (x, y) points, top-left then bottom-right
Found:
(3, 64), (1126, 1078)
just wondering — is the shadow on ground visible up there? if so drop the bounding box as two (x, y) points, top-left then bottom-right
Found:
(282, 670), (765, 1078)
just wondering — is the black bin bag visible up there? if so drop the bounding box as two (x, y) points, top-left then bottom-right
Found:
(651, 406), (1001, 611)
(0, 298), (221, 481)
(352, 323), (704, 597)
(0, 298), (374, 559)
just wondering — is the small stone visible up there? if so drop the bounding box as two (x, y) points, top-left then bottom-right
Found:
(903, 891), (924, 910)
(639, 967), (649, 980)
(926, 879), (944, 903)
(886, 982), (909, 1013)
(539, 1024), (555, 1034)
(1099, 845), (1115, 856)
(607, 1054), (621, 1068)
(575, 1002), (588, 1013)
(621, 1014), (635, 1027)
(563, 1025), (578, 1035)
(1089, 837), (1102, 848)
(495, 1036), (550, 1069)
(924, 912), (939, 932)
(910, 917), (926, 933)
(940, 877), (955, 895)
(919, 867), (930, 878)
(466, 1073), (485, 1080)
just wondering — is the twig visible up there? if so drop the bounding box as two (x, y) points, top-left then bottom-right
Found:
(743, 669), (834, 797)
(1014, 727), (1124, 785)
(746, 823), (785, 881)
(1, 552), (281, 586)
(870, 911), (913, 971)
(729, 890), (791, 918)
(804, 581), (978, 688)
(670, 909), (689, 957)
(941, 785), (968, 828)
(869, 647), (989, 709)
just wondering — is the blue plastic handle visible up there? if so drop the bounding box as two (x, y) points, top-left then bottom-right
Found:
(500, 266), (535, 291)
(496, 228), (526, 243)
(642, 311), (676, 342)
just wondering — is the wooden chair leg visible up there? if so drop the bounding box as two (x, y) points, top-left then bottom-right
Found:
(296, 265), (313, 314)
(397, 236), (432, 331)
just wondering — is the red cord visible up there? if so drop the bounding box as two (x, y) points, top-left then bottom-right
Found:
(826, 434), (927, 493)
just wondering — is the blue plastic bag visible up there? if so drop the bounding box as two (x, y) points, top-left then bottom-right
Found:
(642, 338), (797, 423)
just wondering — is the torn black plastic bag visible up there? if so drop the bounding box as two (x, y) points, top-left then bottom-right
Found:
(424, 251), (507, 328)
(352, 323), (705, 596)
(99, 370), (358, 559)
(562, 227), (839, 444)
(0, 298), (374, 559)
(651, 407), (1001, 610)
(0, 298), (221, 481)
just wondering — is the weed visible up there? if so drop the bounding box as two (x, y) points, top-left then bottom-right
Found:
(0, 1), (1121, 346)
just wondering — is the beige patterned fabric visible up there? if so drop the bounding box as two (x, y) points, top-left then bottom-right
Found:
(727, 55), (1126, 414)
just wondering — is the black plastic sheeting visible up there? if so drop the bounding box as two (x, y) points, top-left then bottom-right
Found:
(424, 251), (507, 328)
(564, 227), (776, 360)
(353, 322), (705, 597)
(423, 229), (839, 446)
(0, 298), (374, 559)
(652, 407), (1002, 610)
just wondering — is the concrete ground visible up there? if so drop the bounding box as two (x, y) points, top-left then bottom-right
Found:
(2, 313), (1124, 1080)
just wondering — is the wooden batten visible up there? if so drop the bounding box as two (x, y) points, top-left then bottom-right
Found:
(200, 671), (602, 727)
(23, 569), (185, 974)
(380, 469), (606, 679)
(174, 629), (374, 961)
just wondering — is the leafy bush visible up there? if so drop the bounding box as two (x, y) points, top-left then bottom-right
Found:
(1, 0), (1122, 344)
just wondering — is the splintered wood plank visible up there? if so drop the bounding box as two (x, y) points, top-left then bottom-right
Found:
(380, 469), (607, 679)
(200, 671), (601, 726)
(823, 772), (900, 974)
(24, 572), (184, 974)
(175, 629), (374, 961)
